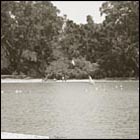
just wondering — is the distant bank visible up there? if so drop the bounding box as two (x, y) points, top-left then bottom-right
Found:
(1, 78), (139, 83)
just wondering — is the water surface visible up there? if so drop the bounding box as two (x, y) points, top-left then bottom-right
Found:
(1, 81), (139, 139)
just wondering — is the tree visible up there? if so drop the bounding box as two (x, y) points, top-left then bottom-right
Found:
(1, 1), (63, 77)
(1, 1), (139, 79)
(99, 1), (139, 77)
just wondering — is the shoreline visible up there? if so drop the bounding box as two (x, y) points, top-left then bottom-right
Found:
(1, 132), (49, 139)
(1, 78), (139, 83)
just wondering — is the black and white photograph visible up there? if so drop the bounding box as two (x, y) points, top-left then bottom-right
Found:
(1, 1), (139, 139)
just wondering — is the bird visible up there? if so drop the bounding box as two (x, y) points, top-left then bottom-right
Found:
(18, 90), (22, 93)
(71, 59), (75, 66)
(15, 90), (19, 93)
(88, 75), (95, 84)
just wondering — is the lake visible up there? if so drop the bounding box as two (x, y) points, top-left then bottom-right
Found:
(1, 81), (139, 139)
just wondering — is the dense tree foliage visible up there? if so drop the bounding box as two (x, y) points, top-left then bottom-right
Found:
(99, 1), (139, 77)
(1, 1), (63, 77)
(1, 1), (139, 79)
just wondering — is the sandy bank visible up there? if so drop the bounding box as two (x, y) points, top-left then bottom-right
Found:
(1, 78), (139, 83)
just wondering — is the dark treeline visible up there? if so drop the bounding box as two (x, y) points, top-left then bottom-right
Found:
(1, 1), (139, 79)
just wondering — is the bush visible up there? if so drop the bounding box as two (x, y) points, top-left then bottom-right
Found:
(45, 58), (103, 79)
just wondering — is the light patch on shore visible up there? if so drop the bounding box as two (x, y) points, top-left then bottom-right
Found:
(1, 132), (49, 139)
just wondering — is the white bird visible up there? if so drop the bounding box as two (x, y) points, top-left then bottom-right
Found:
(18, 90), (22, 93)
(88, 75), (95, 84)
(53, 78), (57, 81)
(71, 59), (75, 66)
(15, 90), (19, 93)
